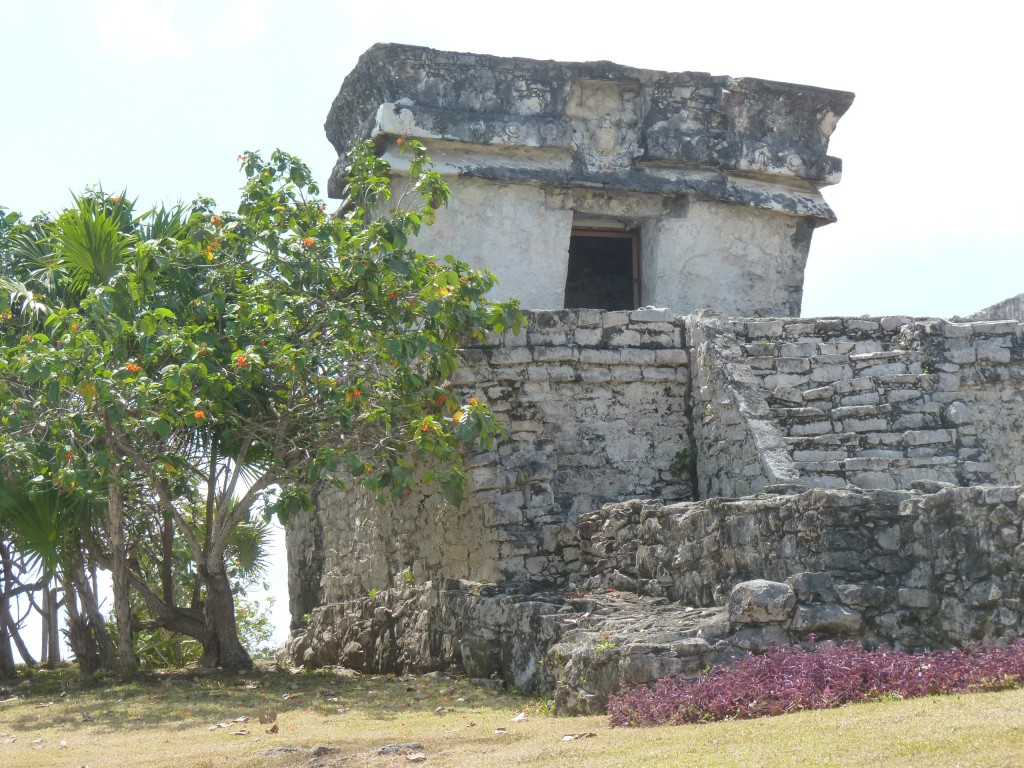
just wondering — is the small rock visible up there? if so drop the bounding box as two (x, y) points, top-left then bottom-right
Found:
(377, 743), (424, 756)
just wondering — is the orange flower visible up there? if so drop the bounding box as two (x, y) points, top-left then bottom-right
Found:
(396, 137), (404, 145)
(388, 292), (398, 300)
(71, 323), (79, 331)
(469, 397), (478, 405)
(434, 395), (446, 405)
(194, 410), (205, 420)
(421, 423), (429, 432)
(65, 453), (73, 461)
(290, 363), (296, 371)
(18, 357), (26, 363)
(353, 390), (361, 398)
(199, 348), (207, 355)
(303, 237), (315, 248)
(212, 215), (222, 226)
(125, 363), (141, 373)
(236, 355), (248, 367)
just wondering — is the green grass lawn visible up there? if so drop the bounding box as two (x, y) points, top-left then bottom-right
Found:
(2, 665), (1023, 767)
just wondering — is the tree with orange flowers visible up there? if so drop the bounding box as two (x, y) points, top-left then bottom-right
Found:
(0, 142), (522, 671)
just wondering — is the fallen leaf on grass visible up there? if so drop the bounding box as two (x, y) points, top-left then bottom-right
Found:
(0, 696), (18, 705)
(510, 712), (529, 722)
(2, 736), (16, 744)
(406, 753), (427, 762)
(231, 716), (249, 724)
(231, 729), (250, 736)
(266, 723), (279, 734)
(35, 701), (54, 708)
(59, 740), (68, 749)
(561, 732), (596, 741)
(81, 712), (96, 722)
(494, 728), (507, 735)
(258, 708), (277, 724)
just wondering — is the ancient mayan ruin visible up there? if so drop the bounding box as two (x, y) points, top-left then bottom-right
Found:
(281, 44), (1024, 714)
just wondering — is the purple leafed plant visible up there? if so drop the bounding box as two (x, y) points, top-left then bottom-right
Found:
(607, 639), (1024, 727)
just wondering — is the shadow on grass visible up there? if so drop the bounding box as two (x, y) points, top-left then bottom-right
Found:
(1, 666), (540, 736)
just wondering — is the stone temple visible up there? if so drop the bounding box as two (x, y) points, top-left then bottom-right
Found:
(282, 44), (1024, 714)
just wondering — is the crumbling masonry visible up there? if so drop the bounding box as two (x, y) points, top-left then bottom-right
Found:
(281, 45), (1024, 714)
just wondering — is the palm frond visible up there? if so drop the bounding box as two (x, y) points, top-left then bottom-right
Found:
(52, 193), (136, 294)
(0, 484), (89, 577)
(226, 518), (271, 578)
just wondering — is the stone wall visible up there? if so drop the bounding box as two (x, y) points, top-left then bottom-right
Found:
(967, 292), (1024, 321)
(287, 309), (693, 623)
(286, 310), (1024, 711)
(688, 315), (1024, 492)
(575, 485), (1024, 650)
(283, 484), (1024, 713)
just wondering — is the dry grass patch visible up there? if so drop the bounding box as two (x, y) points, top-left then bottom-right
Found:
(2, 667), (1024, 767)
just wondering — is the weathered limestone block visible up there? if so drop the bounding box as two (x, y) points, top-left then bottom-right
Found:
(728, 580), (796, 624)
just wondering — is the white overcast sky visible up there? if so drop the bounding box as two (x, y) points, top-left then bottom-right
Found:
(2, 0), (1021, 650)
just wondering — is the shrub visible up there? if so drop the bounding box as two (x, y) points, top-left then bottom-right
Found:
(607, 639), (1024, 726)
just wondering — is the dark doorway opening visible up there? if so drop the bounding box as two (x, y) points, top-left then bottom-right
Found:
(563, 229), (639, 311)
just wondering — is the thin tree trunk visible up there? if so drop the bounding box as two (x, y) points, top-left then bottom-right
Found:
(0, 541), (36, 666)
(0, 614), (14, 678)
(71, 560), (117, 672)
(0, 595), (34, 666)
(106, 483), (137, 673)
(199, 562), (252, 671)
(40, 584), (60, 667)
(40, 582), (49, 663)
(63, 571), (100, 675)
(160, 512), (175, 606)
(0, 548), (15, 676)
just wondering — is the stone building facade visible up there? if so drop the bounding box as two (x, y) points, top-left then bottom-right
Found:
(324, 43), (853, 316)
(282, 46), (1024, 714)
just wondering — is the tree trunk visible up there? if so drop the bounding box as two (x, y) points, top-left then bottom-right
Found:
(160, 512), (175, 606)
(0, 596), (35, 666)
(0, 604), (15, 678)
(106, 483), (137, 673)
(0, 539), (35, 667)
(39, 583), (60, 667)
(63, 573), (100, 675)
(199, 563), (252, 671)
(70, 560), (117, 672)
